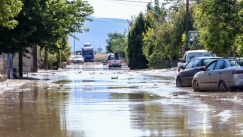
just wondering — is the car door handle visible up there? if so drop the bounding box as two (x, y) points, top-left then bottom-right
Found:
(219, 72), (222, 74)
(208, 73), (210, 75)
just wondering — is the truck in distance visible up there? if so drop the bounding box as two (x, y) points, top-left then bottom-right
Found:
(82, 43), (95, 62)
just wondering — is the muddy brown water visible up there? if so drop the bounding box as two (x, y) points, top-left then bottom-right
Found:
(1, 64), (243, 137)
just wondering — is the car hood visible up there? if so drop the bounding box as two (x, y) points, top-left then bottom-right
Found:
(193, 71), (204, 77)
(72, 58), (83, 60)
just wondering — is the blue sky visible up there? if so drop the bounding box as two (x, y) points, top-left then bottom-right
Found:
(87, 0), (149, 19)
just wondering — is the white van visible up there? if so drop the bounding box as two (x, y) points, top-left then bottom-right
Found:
(177, 50), (215, 72)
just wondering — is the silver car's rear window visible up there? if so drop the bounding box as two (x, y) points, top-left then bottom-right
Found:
(229, 60), (240, 66)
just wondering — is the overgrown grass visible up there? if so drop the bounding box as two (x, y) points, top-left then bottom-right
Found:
(94, 52), (106, 62)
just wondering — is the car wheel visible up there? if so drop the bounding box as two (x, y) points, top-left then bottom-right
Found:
(218, 81), (227, 91)
(193, 80), (200, 92)
(176, 76), (182, 87)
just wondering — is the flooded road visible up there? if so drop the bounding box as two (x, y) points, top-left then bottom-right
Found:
(1, 63), (243, 137)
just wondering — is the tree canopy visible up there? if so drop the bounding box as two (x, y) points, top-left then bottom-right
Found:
(0, 0), (94, 75)
(106, 32), (127, 58)
(194, 0), (239, 57)
(0, 0), (94, 54)
(0, 0), (23, 29)
(127, 12), (149, 69)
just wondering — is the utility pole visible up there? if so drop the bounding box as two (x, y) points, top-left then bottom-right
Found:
(74, 32), (75, 54)
(185, 0), (189, 51)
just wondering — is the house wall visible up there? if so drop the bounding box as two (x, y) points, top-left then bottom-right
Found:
(13, 52), (32, 72)
(13, 46), (39, 73)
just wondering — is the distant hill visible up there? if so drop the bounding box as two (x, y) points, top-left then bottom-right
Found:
(68, 16), (129, 53)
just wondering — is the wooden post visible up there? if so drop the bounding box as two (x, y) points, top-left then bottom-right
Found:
(19, 49), (23, 77)
(44, 47), (48, 70)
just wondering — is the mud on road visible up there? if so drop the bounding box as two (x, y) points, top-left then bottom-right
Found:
(0, 63), (243, 137)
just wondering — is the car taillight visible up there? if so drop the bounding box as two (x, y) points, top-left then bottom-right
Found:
(120, 60), (122, 63)
(108, 60), (110, 63)
(232, 70), (243, 74)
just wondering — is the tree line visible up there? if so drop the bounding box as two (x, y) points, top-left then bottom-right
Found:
(0, 0), (94, 76)
(107, 0), (243, 69)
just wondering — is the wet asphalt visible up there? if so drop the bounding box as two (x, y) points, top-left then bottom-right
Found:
(0, 63), (243, 137)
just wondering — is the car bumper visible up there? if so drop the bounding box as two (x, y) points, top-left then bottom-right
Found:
(108, 63), (121, 67)
(72, 60), (84, 63)
(227, 79), (243, 90)
(84, 59), (94, 62)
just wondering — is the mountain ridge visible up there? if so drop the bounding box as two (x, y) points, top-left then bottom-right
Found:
(68, 16), (129, 53)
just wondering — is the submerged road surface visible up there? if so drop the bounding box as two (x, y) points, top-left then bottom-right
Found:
(0, 63), (243, 137)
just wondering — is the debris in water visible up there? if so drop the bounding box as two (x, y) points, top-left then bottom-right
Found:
(111, 76), (118, 79)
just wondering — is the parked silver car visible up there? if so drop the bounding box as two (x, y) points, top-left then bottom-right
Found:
(71, 55), (84, 64)
(192, 58), (243, 92)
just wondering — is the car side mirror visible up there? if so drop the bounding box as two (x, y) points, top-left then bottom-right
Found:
(200, 67), (205, 71)
(180, 60), (186, 63)
(179, 65), (185, 70)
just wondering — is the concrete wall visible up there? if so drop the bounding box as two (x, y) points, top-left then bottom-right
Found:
(13, 46), (39, 73)
(13, 52), (32, 72)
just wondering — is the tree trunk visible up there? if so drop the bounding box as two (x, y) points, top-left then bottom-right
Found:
(19, 49), (23, 77)
(44, 47), (48, 70)
(32, 44), (38, 72)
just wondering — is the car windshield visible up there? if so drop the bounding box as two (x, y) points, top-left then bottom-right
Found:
(203, 59), (217, 66)
(74, 55), (82, 58)
(111, 56), (119, 60)
(187, 52), (214, 61)
(82, 50), (93, 55)
(84, 44), (91, 47)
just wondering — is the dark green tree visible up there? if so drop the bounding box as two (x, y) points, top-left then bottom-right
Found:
(127, 12), (149, 69)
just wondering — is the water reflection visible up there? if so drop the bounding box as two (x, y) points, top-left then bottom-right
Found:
(0, 83), (71, 137)
(1, 67), (243, 137)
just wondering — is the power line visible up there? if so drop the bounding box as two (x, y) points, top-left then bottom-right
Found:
(107, 0), (151, 3)
(105, 0), (148, 7)
(106, 0), (174, 6)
